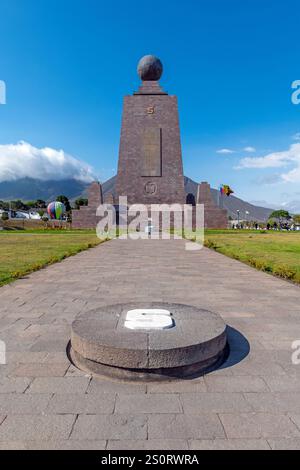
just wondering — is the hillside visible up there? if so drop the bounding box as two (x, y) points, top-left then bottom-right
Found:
(0, 175), (273, 221)
(101, 175), (273, 221)
(0, 177), (88, 201)
(184, 176), (273, 221)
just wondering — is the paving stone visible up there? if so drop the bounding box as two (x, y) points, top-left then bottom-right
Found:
(42, 352), (70, 365)
(0, 416), (6, 425)
(0, 319), (17, 331)
(7, 352), (48, 363)
(11, 363), (69, 377)
(5, 339), (38, 352)
(65, 364), (90, 377)
(115, 394), (182, 414)
(0, 415), (76, 440)
(205, 367), (234, 377)
(181, 392), (252, 413)
(0, 362), (20, 378)
(205, 376), (268, 392)
(268, 439), (300, 450)
(107, 439), (189, 450)
(219, 413), (300, 439)
(1, 236), (300, 448)
(263, 376), (300, 392)
(147, 379), (207, 394)
(88, 378), (146, 394)
(5, 309), (45, 319)
(0, 377), (31, 393)
(46, 393), (115, 414)
(26, 377), (90, 394)
(24, 324), (70, 336)
(24, 440), (107, 450)
(290, 414), (300, 430)
(0, 394), (51, 414)
(148, 414), (225, 439)
(30, 339), (68, 352)
(71, 414), (147, 440)
(244, 393), (300, 413)
(189, 439), (270, 450)
(230, 357), (286, 376)
(0, 441), (27, 450)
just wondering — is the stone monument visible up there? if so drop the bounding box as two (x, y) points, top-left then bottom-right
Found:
(197, 182), (228, 229)
(72, 181), (103, 229)
(70, 302), (227, 381)
(72, 55), (228, 229)
(115, 55), (186, 205)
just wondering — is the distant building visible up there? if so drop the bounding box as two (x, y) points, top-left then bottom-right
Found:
(0, 209), (42, 220)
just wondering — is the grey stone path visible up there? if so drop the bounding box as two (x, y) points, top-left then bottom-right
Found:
(0, 236), (300, 450)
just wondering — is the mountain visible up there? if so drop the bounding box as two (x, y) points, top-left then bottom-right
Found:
(0, 175), (274, 221)
(102, 176), (116, 197)
(0, 177), (89, 202)
(183, 176), (273, 221)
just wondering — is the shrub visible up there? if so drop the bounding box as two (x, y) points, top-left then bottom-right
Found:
(272, 264), (297, 280)
(204, 239), (219, 250)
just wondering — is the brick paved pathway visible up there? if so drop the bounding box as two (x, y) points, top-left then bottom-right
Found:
(0, 237), (300, 449)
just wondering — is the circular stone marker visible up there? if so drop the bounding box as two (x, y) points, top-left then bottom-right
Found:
(70, 302), (227, 381)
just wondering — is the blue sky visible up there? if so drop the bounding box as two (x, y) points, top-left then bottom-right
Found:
(1, 0), (300, 210)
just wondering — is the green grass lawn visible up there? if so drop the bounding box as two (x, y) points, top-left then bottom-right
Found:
(203, 230), (300, 284)
(1, 228), (300, 288)
(0, 230), (106, 286)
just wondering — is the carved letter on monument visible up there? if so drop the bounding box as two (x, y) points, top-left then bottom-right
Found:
(141, 127), (162, 177)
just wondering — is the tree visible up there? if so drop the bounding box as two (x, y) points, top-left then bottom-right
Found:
(293, 214), (300, 224)
(10, 200), (27, 211)
(26, 201), (36, 209)
(1, 212), (9, 221)
(56, 195), (71, 212)
(35, 199), (46, 208)
(74, 198), (88, 210)
(27, 199), (46, 209)
(267, 218), (276, 227)
(0, 201), (9, 211)
(269, 210), (291, 222)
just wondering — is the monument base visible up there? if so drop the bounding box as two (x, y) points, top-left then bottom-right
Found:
(69, 346), (227, 382)
(203, 207), (228, 229)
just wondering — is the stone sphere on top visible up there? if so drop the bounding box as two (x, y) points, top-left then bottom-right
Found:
(137, 55), (163, 81)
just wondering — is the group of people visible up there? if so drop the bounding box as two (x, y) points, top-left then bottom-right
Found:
(232, 222), (299, 231)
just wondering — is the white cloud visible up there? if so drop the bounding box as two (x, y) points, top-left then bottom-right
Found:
(216, 148), (235, 154)
(292, 133), (300, 141)
(235, 143), (300, 183)
(243, 146), (256, 153)
(0, 141), (95, 183)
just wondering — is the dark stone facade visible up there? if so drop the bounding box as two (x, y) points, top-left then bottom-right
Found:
(72, 182), (103, 229)
(196, 182), (228, 229)
(115, 80), (186, 205)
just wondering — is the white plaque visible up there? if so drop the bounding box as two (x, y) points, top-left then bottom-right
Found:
(124, 309), (174, 330)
